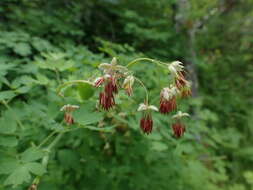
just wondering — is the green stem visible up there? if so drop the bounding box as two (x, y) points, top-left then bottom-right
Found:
(134, 77), (149, 103)
(47, 132), (64, 150)
(38, 131), (57, 148)
(32, 132), (64, 186)
(126, 58), (168, 69)
(54, 69), (61, 84)
(57, 80), (93, 96)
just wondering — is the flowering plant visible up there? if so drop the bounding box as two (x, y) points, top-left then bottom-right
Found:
(58, 57), (192, 135)
(25, 57), (192, 189)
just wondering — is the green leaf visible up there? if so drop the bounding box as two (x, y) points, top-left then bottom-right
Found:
(0, 117), (17, 134)
(146, 133), (162, 141)
(0, 91), (16, 101)
(0, 136), (18, 147)
(13, 42), (31, 56)
(151, 142), (168, 151)
(15, 86), (32, 94)
(21, 147), (45, 162)
(58, 149), (80, 169)
(74, 105), (103, 125)
(0, 158), (20, 175)
(77, 83), (95, 100)
(36, 74), (49, 85)
(4, 165), (31, 187)
(11, 75), (36, 89)
(25, 162), (46, 176)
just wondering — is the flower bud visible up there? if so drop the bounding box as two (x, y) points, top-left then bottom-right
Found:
(123, 75), (135, 96)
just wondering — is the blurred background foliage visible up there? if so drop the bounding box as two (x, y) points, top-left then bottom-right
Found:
(0, 0), (253, 189)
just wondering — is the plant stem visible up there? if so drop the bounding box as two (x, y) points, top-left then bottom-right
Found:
(32, 132), (64, 186)
(54, 68), (61, 84)
(134, 77), (149, 103)
(47, 132), (64, 150)
(126, 58), (168, 69)
(38, 131), (57, 148)
(57, 80), (93, 96)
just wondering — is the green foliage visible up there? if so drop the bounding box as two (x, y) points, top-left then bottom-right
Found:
(0, 0), (252, 190)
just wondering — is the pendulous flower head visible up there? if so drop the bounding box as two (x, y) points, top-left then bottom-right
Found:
(171, 111), (190, 138)
(104, 75), (118, 96)
(60, 104), (79, 125)
(172, 122), (185, 138)
(159, 86), (179, 114)
(175, 71), (187, 90)
(95, 74), (118, 110)
(140, 114), (153, 134)
(138, 103), (158, 134)
(99, 92), (115, 110)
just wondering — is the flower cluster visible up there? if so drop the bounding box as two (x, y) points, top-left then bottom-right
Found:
(60, 58), (192, 138)
(94, 58), (134, 110)
(168, 61), (192, 98)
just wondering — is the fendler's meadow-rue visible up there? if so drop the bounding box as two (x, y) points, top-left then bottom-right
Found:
(172, 111), (190, 138)
(59, 57), (192, 136)
(138, 103), (158, 134)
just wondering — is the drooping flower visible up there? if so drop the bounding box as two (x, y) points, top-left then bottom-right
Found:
(95, 58), (127, 110)
(138, 103), (158, 134)
(122, 75), (135, 96)
(140, 114), (153, 134)
(99, 92), (115, 110)
(168, 61), (189, 90)
(171, 111), (190, 138)
(94, 74), (118, 110)
(159, 86), (179, 114)
(104, 76), (118, 96)
(175, 71), (187, 89)
(172, 122), (186, 138)
(60, 104), (79, 125)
